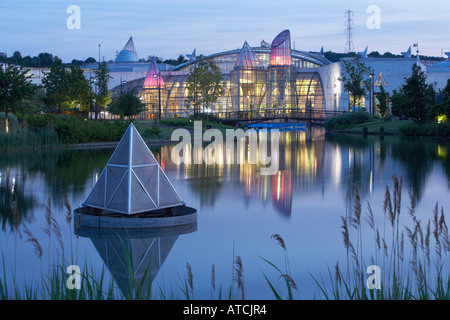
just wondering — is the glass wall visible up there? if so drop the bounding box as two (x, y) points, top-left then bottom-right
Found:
(270, 30), (292, 66)
(134, 30), (327, 119)
(295, 72), (324, 111)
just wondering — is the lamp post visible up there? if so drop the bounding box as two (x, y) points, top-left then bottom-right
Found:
(120, 75), (127, 120)
(370, 67), (374, 116)
(369, 68), (374, 116)
(154, 73), (161, 122)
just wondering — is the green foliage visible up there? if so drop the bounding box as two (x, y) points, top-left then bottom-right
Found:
(377, 85), (388, 116)
(2, 51), (59, 68)
(108, 91), (144, 119)
(161, 117), (192, 127)
(391, 64), (435, 123)
(143, 120), (162, 138)
(440, 79), (450, 119)
(93, 62), (112, 113)
(324, 110), (373, 130)
(163, 54), (188, 66)
(20, 114), (128, 144)
(400, 122), (450, 137)
(42, 59), (94, 113)
(0, 63), (37, 132)
(339, 58), (372, 110)
(186, 58), (225, 115)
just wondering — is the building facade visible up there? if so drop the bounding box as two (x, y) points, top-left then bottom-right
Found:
(95, 30), (450, 120)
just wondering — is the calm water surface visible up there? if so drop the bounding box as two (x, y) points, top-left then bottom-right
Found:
(2, 126), (450, 299)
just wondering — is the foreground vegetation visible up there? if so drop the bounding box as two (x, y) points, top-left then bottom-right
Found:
(0, 113), (242, 152)
(2, 176), (450, 300)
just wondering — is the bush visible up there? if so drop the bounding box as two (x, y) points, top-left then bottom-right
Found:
(161, 117), (191, 127)
(400, 122), (450, 137)
(20, 114), (129, 144)
(324, 111), (372, 130)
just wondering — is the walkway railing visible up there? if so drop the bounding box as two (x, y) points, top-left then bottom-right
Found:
(217, 109), (344, 123)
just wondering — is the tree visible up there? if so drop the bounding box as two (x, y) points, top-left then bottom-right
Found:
(108, 90), (144, 119)
(440, 79), (450, 119)
(93, 61), (112, 119)
(339, 58), (372, 111)
(186, 58), (224, 120)
(377, 84), (388, 116)
(67, 64), (94, 113)
(391, 64), (435, 123)
(163, 54), (188, 66)
(42, 59), (94, 113)
(42, 59), (70, 111)
(0, 64), (36, 132)
(84, 57), (96, 64)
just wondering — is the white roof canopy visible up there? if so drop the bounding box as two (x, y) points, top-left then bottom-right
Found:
(83, 123), (183, 215)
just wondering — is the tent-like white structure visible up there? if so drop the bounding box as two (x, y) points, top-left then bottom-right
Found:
(83, 123), (183, 215)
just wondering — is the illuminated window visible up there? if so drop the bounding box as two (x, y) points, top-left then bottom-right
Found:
(270, 30), (292, 66)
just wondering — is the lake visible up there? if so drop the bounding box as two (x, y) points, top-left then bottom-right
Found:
(2, 125), (450, 299)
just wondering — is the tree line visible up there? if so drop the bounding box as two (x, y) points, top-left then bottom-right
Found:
(0, 51), (99, 68)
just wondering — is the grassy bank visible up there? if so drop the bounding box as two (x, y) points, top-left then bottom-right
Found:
(324, 111), (411, 135)
(334, 120), (411, 135)
(324, 110), (450, 138)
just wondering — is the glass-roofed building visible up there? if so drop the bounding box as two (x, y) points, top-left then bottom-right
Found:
(112, 30), (329, 120)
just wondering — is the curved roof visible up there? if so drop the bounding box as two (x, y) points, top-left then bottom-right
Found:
(173, 47), (330, 72)
(270, 29), (292, 66)
(271, 30), (290, 47)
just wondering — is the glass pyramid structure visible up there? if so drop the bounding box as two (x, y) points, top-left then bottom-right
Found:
(143, 56), (165, 88)
(115, 37), (138, 63)
(83, 123), (183, 215)
(234, 41), (264, 70)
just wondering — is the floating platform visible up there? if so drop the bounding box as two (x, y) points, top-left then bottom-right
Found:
(74, 205), (197, 230)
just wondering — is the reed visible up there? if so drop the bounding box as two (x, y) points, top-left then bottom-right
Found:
(261, 234), (298, 300)
(313, 175), (450, 300)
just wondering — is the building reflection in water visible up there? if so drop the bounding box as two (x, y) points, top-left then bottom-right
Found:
(159, 126), (326, 218)
(75, 223), (197, 297)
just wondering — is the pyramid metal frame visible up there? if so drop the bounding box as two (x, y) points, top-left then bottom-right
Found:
(83, 123), (184, 215)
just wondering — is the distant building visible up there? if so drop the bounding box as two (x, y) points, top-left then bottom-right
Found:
(114, 37), (138, 63)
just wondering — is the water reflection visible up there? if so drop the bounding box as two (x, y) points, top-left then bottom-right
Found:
(2, 127), (450, 299)
(163, 127), (325, 217)
(75, 223), (197, 297)
(2, 129), (450, 231)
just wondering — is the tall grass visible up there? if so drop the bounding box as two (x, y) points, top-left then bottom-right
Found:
(0, 126), (61, 152)
(312, 175), (450, 300)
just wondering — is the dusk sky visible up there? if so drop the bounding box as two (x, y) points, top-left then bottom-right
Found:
(1, 0), (449, 63)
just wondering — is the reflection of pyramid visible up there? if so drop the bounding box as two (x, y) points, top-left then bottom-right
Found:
(91, 234), (178, 297)
(76, 223), (197, 298)
(83, 123), (183, 214)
